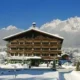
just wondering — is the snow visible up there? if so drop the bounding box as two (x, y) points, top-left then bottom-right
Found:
(64, 71), (80, 80)
(0, 63), (80, 80)
(0, 63), (52, 69)
(0, 63), (24, 69)
(0, 51), (7, 56)
(7, 56), (41, 60)
(0, 51), (7, 64)
(0, 69), (59, 80)
(61, 62), (76, 70)
(40, 16), (80, 33)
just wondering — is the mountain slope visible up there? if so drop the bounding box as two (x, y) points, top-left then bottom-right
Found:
(40, 16), (80, 48)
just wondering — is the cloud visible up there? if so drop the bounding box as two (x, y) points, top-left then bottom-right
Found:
(1, 25), (18, 30)
(40, 16), (80, 33)
(40, 16), (80, 48)
(0, 25), (22, 46)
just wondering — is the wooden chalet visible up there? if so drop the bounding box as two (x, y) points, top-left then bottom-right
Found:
(3, 23), (64, 63)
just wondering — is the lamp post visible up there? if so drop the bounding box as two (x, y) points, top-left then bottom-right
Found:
(52, 58), (56, 70)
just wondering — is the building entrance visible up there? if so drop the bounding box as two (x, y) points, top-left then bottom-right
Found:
(31, 59), (40, 66)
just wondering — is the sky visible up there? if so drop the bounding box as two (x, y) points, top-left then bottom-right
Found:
(0, 0), (80, 29)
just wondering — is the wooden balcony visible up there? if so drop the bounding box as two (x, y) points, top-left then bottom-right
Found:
(24, 50), (33, 53)
(41, 46), (49, 48)
(7, 44), (18, 47)
(41, 44), (49, 47)
(33, 44), (41, 46)
(33, 40), (41, 42)
(42, 56), (53, 60)
(50, 50), (61, 53)
(50, 40), (57, 42)
(33, 44), (41, 47)
(10, 40), (18, 42)
(33, 51), (41, 53)
(41, 40), (49, 42)
(24, 45), (33, 48)
(7, 43), (61, 48)
(18, 40), (25, 42)
(41, 50), (50, 53)
(8, 50), (18, 53)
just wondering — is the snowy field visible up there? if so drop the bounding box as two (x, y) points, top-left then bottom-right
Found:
(64, 71), (80, 80)
(0, 67), (80, 80)
(0, 69), (59, 80)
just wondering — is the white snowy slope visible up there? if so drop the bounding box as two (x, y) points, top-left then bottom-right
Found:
(40, 16), (80, 47)
(40, 16), (80, 33)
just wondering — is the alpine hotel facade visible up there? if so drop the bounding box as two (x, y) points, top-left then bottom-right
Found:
(3, 23), (63, 63)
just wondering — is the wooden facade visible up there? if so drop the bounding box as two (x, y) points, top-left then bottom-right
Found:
(4, 28), (63, 60)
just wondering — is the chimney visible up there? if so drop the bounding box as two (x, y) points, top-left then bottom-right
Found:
(32, 22), (36, 28)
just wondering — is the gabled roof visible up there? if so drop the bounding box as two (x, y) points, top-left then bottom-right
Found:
(3, 27), (64, 40)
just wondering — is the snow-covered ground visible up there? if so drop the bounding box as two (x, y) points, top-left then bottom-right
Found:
(61, 62), (76, 70)
(0, 69), (59, 80)
(0, 63), (80, 80)
(64, 71), (80, 80)
(0, 51), (79, 80)
(0, 63), (52, 69)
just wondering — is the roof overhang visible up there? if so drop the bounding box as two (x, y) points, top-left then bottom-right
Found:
(3, 27), (64, 41)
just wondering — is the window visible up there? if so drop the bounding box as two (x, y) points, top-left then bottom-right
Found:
(27, 54), (32, 56)
(42, 54), (49, 56)
(50, 42), (57, 45)
(25, 48), (32, 50)
(34, 54), (40, 56)
(19, 42), (24, 44)
(19, 53), (22, 56)
(58, 47), (61, 50)
(25, 42), (31, 44)
(42, 42), (49, 45)
(24, 54), (27, 56)
(50, 48), (57, 50)
(11, 48), (17, 50)
(14, 53), (18, 56)
(19, 48), (23, 50)
(34, 42), (40, 45)
(50, 54), (55, 56)
(42, 48), (49, 50)
(10, 53), (14, 56)
(27, 48), (32, 50)
(34, 48), (40, 50)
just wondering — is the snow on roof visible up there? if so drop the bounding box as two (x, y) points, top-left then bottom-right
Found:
(7, 56), (41, 60)
(3, 27), (64, 40)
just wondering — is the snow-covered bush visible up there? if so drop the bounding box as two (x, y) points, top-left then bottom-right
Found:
(0, 51), (7, 64)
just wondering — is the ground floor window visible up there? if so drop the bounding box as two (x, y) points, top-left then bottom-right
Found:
(42, 54), (49, 56)
(50, 54), (55, 56)
(34, 54), (40, 56)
